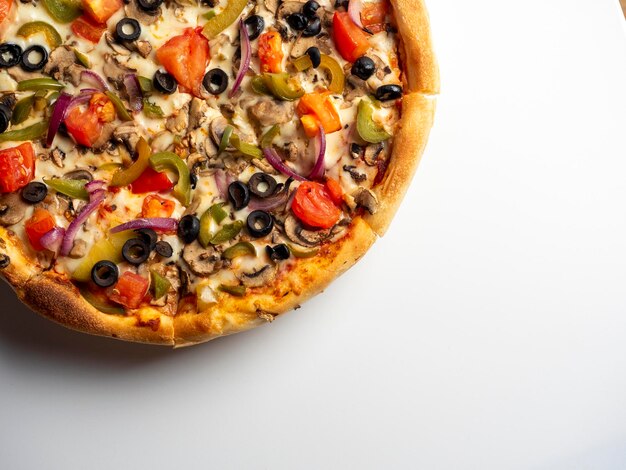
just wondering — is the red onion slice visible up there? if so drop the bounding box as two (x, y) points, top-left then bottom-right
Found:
(40, 227), (66, 254)
(262, 147), (307, 181)
(60, 189), (106, 256)
(81, 70), (110, 91)
(248, 178), (294, 211)
(46, 92), (72, 147)
(348, 0), (364, 29)
(123, 74), (143, 113)
(229, 19), (251, 99)
(85, 180), (106, 193)
(307, 123), (326, 180)
(110, 218), (179, 234)
(214, 169), (235, 200)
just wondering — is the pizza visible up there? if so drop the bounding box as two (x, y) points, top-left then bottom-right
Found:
(0, 0), (438, 346)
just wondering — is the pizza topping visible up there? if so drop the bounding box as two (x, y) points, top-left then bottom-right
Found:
(258, 30), (284, 74)
(238, 264), (276, 287)
(183, 241), (221, 276)
(291, 181), (340, 229)
(136, 0), (162, 13)
(266, 243), (290, 261)
(155, 240), (173, 258)
(351, 56), (376, 80)
(21, 181), (48, 203)
(0, 43), (22, 68)
(115, 18), (141, 42)
(39, 226), (66, 253)
(153, 70), (178, 95)
(177, 214), (200, 244)
(0, 142), (35, 193)
(244, 14), (265, 41)
(91, 260), (119, 288)
(223, 240), (255, 260)
(356, 98), (390, 143)
(44, 177), (89, 200)
(107, 271), (149, 309)
(352, 187), (378, 214)
(0, 254), (10, 269)
(227, 180), (250, 210)
(150, 269), (171, 300)
(209, 220), (243, 244)
(375, 84), (402, 101)
(25, 207), (56, 251)
(202, 68), (229, 96)
(248, 173), (278, 199)
(20, 46), (49, 73)
(149, 152), (191, 205)
(60, 183), (105, 256)
(111, 217), (179, 234)
(332, 11), (369, 63)
(247, 209), (274, 238)
(122, 237), (151, 265)
(0, 104), (10, 133)
(0, 192), (27, 225)
(16, 21), (63, 49)
(230, 19), (251, 98)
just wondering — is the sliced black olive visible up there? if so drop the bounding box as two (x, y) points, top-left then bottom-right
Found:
(302, 0), (320, 18)
(0, 104), (11, 134)
(122, 238), (151, 265)
(155, 240), (173, 258)
(287, 13), (308, 31)
(0, 254), (10, 269)
(302, 16), (321, 37)
(190, 173), (198, 189)
(177, 214), (200, 243)
(244, 15), (265, 41)
(228, 181), (250, 210)
(116, 18), (141, 42)
(266, 243), (290, 261)
(135, 228), (157, 251)
(202, 68), (228, 95)
(137, 0), (163, 11)
(248, 173), (277, 198)
(305, 46), (321, 68)
(0, 44), (23, 68)
(153, 70), (177, 94)
(375, 84), (403, 101)
(352, 56), (375, 80)
(91, 260), (119, 288)
(350, 142), (364, 158)
(247, 210), (274, 238)
(20, 45), (48, 72)
(21, 182), (48, 203)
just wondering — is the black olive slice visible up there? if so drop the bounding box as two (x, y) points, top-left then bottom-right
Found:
(0, 254), (10, 269)
(352, 56), (376, 80)
(287, 13), (308, 31)
(302, 0), (320, 18)
(247, 210), (274, 238)
(305, 46), (321, 68)
(153, 70), (177, 94)
(91, 260), (119, 288)
(177, 215), (200, 244)
(122, 238), (151, 265)
(228, 181), (250, 210)
(375, 84), (403, 101)
(135, 228), (157, 251)
(137, 0), (163, 11)
(202, 68), (228, 95)
(20, 45), (48, 72)
(302, 16), (321, 37)
(116, 18), (141, 42)
(155, 240), (173, 258)
(21, 182), (48, 203)
(0, 44), (23, 68)
(248, 173), (277, 198)
(266, 243), (290, 261)
(244, 15), (265, 41)
(0, 104), (11, 134)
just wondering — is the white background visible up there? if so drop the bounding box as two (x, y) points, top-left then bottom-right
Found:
(2, 0), (626, 468)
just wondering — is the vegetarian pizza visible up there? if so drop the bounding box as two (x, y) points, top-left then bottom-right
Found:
(0, 0), (438, 346)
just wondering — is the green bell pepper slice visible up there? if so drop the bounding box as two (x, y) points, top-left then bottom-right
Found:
(150, 270), (171, 300)
(143, 99), (165, 118)
(218, 125), (234, 153)
(293, 54), (345, 94)
(42, 0), (82, 24)
(210, 220), (243, 245)
(223, 241), (256, 260)
(104, 91), (133, 122)
(356, 99), (391, 143)
(16, 21), (63, 48)
(80, 289), (125, 315)
(202, 0), (247, 38)
(11, 96), (35, 125)
(138, 76), (154, 94)
(229, 134), (263, 159)
(209, 202), (228, 224)
(218, 284), (246, 297)
(251, 73), (305, 101)
(44, 177), (89, 200)
(260, 124), (280, 149)
(74, 48), (91, 68)
(149, 152), (192, 206)
(0, 121), (48, 143)
(198, 208), (214, 248)
(287, 243), (319, 258)
(17, 78), (64, 92)
(111, 137), (151, 186)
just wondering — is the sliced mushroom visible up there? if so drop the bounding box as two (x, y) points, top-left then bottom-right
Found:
(187, 152), (208, 173)
(352, 187), (378, 214)
(283, 215), (331, 247)
(343, 164), (367, 182)
(210, 115), (233, 149)
(219, 103), (235, 120)
(113, 123), (140, 151)
(238, 264), (277, 288)
(189, 98), (210, 129)
(64, 169), (94, 181)
(0, 193), (28, 226)
(277, 1), (306, 18)
(103, 54), (135, 90)
(91, 123), (117, 153)
(182, 241), (222, 276)
(125, 0), (161, 25)
(264, 0), (279, 14)
(105, 32), (131, 56)
(363, 143), (384, 166)
(249, 99), (295, 127)
(47, 147), (66, 168)
(69, 239), (88, 259)
(0, 94), (16, 109)
(44, 46), (86, 87)
(166, 105), (189, 133)
(290, 33), (332, 59)
(284, 142), (300, 162)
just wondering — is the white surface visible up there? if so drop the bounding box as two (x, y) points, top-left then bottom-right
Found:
(2, 1), (626, 468)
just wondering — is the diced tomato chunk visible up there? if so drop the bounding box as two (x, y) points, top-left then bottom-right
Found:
(0, 0), (13, 25)
(292, 181), (341, 229)
(361, 1), (388, 33)
(131, 168), (174, 194)
(258, 30), (283, 73)
(90, 93), (115, 122)
(324, 177), (343, 205)
(25, 208), (56, 251)
(297, 91), (342, 136)
(0, 143), (35, 193)
(71, 15), (108, 43)
(332, 11), (370, 63)
(107, 271), (149, 309)
(82, 0), (122, 24)
(156, 27), (210, 97)
(64, 106), (103, 147)
(141, 194), (176, 218)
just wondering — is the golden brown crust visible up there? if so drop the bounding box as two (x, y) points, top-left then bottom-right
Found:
(363, 93), (436, 236)
(21, 272), (175, 345)
(392, 0), (440, 94)
(173, 217), (376, 346)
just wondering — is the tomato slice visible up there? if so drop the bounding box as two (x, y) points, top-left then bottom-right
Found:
(258, 30), (284, 73)
(292, 181), (341, 229)
(131, 168), (174, 194)
(324, 177), (343, 205)
(82, 0), (121, 24)
(0, 0), (13, 25)
(361, 1), (388, 34)
(297, 91), (342, 135)
(64, 106), (103, 147)
(141, 194), (176, 218)
(0, 143), (35, 193)
(107, 271), (149, 309)
(156, 27), (210, 97)
(71, 14), (107, 43)
(332, 11), (370, 63)
(25, 208), (56, 251)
